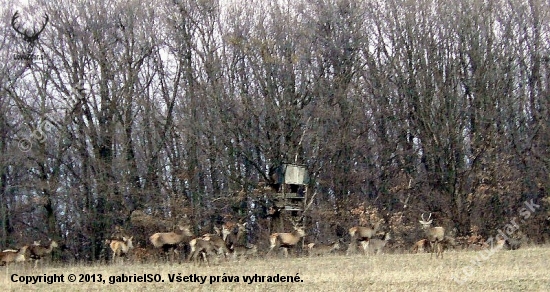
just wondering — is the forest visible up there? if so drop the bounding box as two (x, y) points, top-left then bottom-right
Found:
(0, 0), (548, 261)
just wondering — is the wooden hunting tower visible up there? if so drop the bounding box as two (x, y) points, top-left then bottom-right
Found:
(268, 163), (309, 231)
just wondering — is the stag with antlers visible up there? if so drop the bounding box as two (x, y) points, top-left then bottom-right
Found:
(12, 11), (49, 43)
(419, 213), (445, 258)
(11, 11), (49, 62)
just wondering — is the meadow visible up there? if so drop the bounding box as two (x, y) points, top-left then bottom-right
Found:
(2, 246), (549, 291)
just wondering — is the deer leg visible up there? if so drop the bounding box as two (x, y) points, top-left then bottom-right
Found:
(360, 240), (369, 255)
(191, 249), (200, 263)
(267, 241), (276, 257)
(346, 242), (356, 255)
(201, 251), (209, 266)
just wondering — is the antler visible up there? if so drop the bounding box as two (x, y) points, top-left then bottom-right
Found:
(11, 11), (49, 43)
(401, 194), (410, 208)
(34, 14), (49, 37)
(11, 11), (25, 36)
(290, 216), (304, 229)
(420, 212), (433, 224)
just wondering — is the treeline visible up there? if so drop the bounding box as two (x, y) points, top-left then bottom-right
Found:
(0, 0), (548, 261)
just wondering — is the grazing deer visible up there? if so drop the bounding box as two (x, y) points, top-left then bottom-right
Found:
(363, 232), (391, 255)
(150, 225), (194, 261)
(347, 220), (382, 255)
(29, 240), (58, 268)
(419, 213), (445, 258)
(411, 239), (431, 254)
(0, 246), (28, 266)
(108, 236), (134, 263)
(267, 225), (306, 257)
(307, 240), (341, 256)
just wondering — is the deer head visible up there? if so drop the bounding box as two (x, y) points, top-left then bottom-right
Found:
(12, 11), (49, 44)
(419, 212), (433, 227)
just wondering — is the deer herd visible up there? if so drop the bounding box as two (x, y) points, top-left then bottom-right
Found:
(0, 240), (58, 267)
(0, 212), (518, 268)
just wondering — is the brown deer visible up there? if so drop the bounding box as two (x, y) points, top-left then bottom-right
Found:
(188, 238), (217, 266)
(150, 225), (194, 261)
(307, 240), (341, 256)
(131, 247), (159, 263)
(222, 222), (248, 250)
(187, 226), (232, 265)
(411, 239), (431, 254)
(347, 220), (382, 255)
(0, 246), (28, 266)
(201, 233), (231, 259)
(419, 213), (445, 258)
(267, 225), (306, 257)
(363, 232), (391, 255)
(108, 236), (134, 263)
(29, 240), (58, 268)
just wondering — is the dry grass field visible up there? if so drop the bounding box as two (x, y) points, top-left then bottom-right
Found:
(2, 246), (550, 291)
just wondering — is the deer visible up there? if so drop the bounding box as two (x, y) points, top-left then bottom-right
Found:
(28, 240), (58, 268)
(201, 233), (231, 259)
(131, 247), (159, 263)
(419, 213), (445, 258)
(11, 11), (49, 43)
(347, 220), (382, 255)
(222, 222), (248, 250)
(267, 225), (306, 257)
(187, 238), (218, 266)
(411, 239), (431, 254)
(362, 232), (391, 255)
(108, 236), (134, 263)
(186, 226), (231, 265)
(0, 246), (28, 266)
(149, 225), (194, 261)
(306, 240), (341, 256)
(11, 11), (49, 63)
